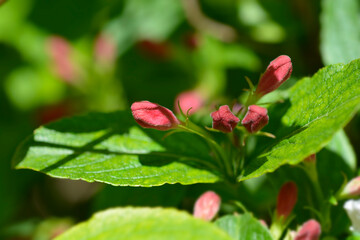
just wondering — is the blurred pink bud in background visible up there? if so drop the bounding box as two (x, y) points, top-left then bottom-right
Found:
(193, 191), (221, 221)
(131, 101), (180, 131)
(47, 36), (78, 83)
(211, 105), (240, 133)
(255, 55), (292, 97)
(174, 90), (204, 115)
(341, 176), (360, 197)
(95, 33), (117, 65)
(241, 105), (269, 133)
(276, 181), (298, 219)
(294, 219), (321, 240)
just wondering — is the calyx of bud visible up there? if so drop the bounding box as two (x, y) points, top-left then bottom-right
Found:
(193, 191), (221, 221)
(276, 181), (298, 219)
(210, 105), (240, 133)
(241, 105), (269, 133)
(294, 219), (321, 240)
(131, 101), (180, 131)
(255, 55), (292, 97)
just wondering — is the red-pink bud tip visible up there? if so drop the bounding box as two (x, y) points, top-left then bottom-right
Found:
(241, 105), (269, 133)
(255, 55), (292, 97)
(294, 219), (321, 240)
(131, 101), (180, 131)
(304, 154), (316, 163)
(342, 176), (360, 197)
(95, 33), (117, 64)
(174, 91), (204, 115)
(211, 105), (240, 133)
(193, 191), (221, 221)
(276, 181), (298, 219)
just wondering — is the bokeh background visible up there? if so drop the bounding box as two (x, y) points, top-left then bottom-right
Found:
(1, 0), (359, 239)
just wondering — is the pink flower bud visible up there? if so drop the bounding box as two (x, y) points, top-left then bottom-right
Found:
(174, 91), (204, 115)
(131, 101), (180, 131)
(193, 191), (221, 221)
(210, 105), (240, 133)
(255, 55), (292, 97)
(47, 36), (78, 82)
(304, 154), (316, 163)
(276, 181), (298, 219)
(95, 33), (117, 64)
(341, 176), (360, 197)
(241, 105), (269, 133)
(294, 219), (321, 240)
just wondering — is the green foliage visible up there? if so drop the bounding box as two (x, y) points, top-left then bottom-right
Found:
(320, 0), (360, 65)
(54, 207), (233, 240)
(14, 111), (219, 186)
(215, 214), (273, 240)
(242, 59), (360, 180)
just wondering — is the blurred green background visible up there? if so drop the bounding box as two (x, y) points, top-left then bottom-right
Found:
(1, 0), (359, 239)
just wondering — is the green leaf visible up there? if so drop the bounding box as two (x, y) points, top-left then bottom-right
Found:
(215, 214), (273, 240)
(55, 207), (233, 240)
(14, 111), (220, 186)
(320, 0), (360, 65)
(241, 59), (360, 181)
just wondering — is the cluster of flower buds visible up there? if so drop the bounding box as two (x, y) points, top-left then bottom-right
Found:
(193, 191), (221, 221)
(294, 219), (321, 240)
(130, 55), (292, 134)
(276, 181), (298, 220)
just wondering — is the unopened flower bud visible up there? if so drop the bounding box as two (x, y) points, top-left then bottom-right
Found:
(276, 181), (298, 219)
(341, 176), (360, 197)
(47, 36), (78, 82)
(255, 55), (292, 97)
(193, 191), (221, 221)
(241, 105), (269, 133)
(304, 154), (316, 163)
(344, 199), (360, 232)
(131, 101), (180, 131)
(95, 33), (117, 65)
(294, 219), (321, 240)
(174, 91), (204, 115)
(211, 105), (240, 133)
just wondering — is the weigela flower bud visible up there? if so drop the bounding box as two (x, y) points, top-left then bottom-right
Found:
(131, 101), (180, 131)
(341, 176), (360, 197)
(294, 219), (321, 240)
(210, 105), (240, 133)
(95, 33), (117, 65)
(174, 91), (204, 115)
(276, 181), (298, 219)
(344, 199), (360, 232)
(241, 105), (269, 133)
(255, 55), (292, 97)
(193, 191), (221, 221)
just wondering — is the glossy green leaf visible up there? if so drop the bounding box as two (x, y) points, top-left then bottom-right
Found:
(320, 0), (360, 65)
(215, 214), (273, 240)
(14, 111), (220, 186)
(55, 207), (233, 240)
(241, 59), (360, 181)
